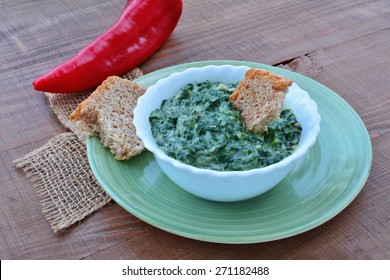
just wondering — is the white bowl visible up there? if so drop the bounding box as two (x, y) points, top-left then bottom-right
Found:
(133, 65), (320, 202)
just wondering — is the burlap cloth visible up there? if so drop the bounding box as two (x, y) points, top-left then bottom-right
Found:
(14, 68), (143, 233)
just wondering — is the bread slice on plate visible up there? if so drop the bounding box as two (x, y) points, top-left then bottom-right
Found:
(70, 76), (146, 160)
(229, 69), (293, 134)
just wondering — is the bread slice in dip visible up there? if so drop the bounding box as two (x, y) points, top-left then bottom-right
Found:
(229, 69), (293, 134)
(70, 76), (146, 160)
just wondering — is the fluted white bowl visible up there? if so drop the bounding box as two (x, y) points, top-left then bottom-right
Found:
(133, 65), (320, 202)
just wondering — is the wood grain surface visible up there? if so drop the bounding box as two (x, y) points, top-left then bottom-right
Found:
(1, 0), (389, 259)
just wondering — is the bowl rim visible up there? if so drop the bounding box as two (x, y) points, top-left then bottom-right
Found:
(133, 64), (321, 177)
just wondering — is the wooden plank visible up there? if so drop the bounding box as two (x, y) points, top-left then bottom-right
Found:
(142, 0), (390, 72)
(279, 28), (390, 127)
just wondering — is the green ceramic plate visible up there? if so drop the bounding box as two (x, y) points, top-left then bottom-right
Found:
(87, 60), (372, 243)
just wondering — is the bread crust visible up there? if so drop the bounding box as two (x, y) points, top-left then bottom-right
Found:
(70, 76), (145, 121)
(229, 69), (292, 102)
(229, 69), (293, 134)
(70, 76), (146, 160)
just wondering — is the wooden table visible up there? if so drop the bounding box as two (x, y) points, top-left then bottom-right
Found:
(1, 0), (389, 260)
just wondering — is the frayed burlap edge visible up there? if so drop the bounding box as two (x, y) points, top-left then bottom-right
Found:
(14, 68), (143, 232)
(14, 132), (111, 232)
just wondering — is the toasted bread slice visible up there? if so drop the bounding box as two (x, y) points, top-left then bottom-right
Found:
(229, 69), (292, 134)
(70, 76), (146, 160)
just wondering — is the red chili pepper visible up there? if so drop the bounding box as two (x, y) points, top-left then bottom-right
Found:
(33, 0), (182, 93)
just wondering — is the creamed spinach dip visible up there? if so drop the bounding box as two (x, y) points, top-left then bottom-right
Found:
(149, 81), (302, 171)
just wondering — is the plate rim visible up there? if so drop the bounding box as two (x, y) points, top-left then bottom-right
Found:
(87, 60), (372, 243)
